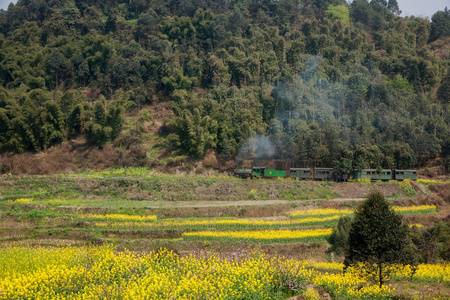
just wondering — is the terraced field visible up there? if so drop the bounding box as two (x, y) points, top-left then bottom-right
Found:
(1, 171), (449, 299)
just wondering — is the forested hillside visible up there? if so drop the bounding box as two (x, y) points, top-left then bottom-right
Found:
(0, 0), (449, 173)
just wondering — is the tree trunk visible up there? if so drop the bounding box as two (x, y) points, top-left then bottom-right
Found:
(379, 263), (383, 288)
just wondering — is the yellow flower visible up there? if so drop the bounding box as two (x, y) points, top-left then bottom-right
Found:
(182, 228), (333, 243)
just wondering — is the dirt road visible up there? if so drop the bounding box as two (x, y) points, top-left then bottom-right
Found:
(147, 198), (366, 208)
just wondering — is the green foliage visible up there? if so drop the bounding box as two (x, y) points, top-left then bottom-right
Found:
(326, 5), (350, 27)
(84, 98), (125, 148)
(410, 221), (450, 263)
(0, 0), (448, 167)
(429, 8), (450, 42)
(387, 0), (401, 15)
(344, 191), (417, 287)
(445, 156), (450, 172)
(333, 157), (353, 175)
(168, 103), (218, 158)
(437, 72), (450, 103)
(327, 215), (352, 255)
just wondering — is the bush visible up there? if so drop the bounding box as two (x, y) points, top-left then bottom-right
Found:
(327, 215), (352, 255)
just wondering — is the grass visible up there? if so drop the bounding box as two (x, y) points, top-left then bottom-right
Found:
(0, 173), (341, 203)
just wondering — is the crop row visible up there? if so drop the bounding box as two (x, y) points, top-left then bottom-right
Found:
(88, 205), (437, 233)
(182, 228), (333, 244)
(93, 216), (341, 231)
(287, 205), (437, 218)
(80, 214), (157, 222)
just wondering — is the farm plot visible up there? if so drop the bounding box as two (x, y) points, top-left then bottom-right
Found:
(1, 244), (449, 300)
(84, 205), (438, 244)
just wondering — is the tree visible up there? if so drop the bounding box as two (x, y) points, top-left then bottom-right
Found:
(46, 49), (69, 88)
(326, 4), (350, 27)
(387, 0), (401, 15)
(327, 215), (352, 255)
(83, 98), (126, 148)
(333, 157), (353, 180)
(344, 191), (416, 287)
(429, 8), (450, 42)
(437, 72), (450, 103)
(36, 100), (65, 150)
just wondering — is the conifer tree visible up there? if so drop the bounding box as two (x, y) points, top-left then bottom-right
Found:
(344, 191), (416, 287)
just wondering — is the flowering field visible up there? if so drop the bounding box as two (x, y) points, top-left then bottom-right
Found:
(288, 205), (437, 218)
(80, 214), (157, 222)
(182, 228), (333, 243)
(87, 205), (437, 236)
(1, 244), (448, 300)
(0, 245), (297, 300)
(93, 216), (341, 230)
(294, 261), (450, 284)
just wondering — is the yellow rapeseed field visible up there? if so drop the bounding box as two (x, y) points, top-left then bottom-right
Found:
(80, 214), (157, 222)
(0, 245), (279, 300)
(392, 205), (437, 214)
(1, 245), (448, 299)
(288, 208), (353, 218)
(9, 198), (32, 203)
(93, 215), (340, 229)
(388, 263), (450, 284)
(288, 205), (436, 218)
(182, 228), (333, 243)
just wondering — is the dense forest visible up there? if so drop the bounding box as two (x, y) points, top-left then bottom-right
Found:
(0, 0), (449, 172)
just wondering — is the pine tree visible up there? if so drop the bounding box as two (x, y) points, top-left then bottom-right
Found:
(344, 191), (416, 287)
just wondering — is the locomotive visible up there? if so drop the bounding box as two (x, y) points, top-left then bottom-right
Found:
(234, 166), (417, 181)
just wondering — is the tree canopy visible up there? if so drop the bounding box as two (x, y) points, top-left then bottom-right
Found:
(0, 0), (448, 169)
(344, 191), (416, 287)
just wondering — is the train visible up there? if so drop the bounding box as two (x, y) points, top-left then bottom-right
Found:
(234, 166), (417, 181)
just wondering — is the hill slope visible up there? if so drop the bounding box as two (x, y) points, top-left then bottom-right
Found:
(0, 0), (449, 174)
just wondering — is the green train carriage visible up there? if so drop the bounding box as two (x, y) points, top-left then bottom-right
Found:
(289, 168), (312, 180)
(354, 169), (393, 181)
(394, 170), (418, 181)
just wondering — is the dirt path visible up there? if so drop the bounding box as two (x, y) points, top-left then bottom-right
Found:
(147, 198), (366, 208)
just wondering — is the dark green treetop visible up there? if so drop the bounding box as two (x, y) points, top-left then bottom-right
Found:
(344, 191), (417, 287)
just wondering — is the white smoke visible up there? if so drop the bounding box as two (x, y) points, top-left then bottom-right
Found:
(236, 135), (276, 162)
